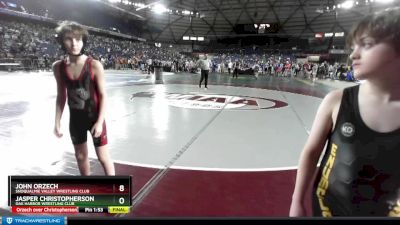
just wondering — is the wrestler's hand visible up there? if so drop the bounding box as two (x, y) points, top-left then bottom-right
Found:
(289, 200), (307, 217)
(91, 122), (103, 138)
(54, 124), (63, 138)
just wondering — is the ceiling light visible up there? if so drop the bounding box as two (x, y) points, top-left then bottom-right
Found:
(152, 4), (168, 14)
(341, 1), (354, 9)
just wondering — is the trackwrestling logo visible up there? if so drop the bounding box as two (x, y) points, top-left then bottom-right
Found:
(130, 92), (288, 110)
(4, 216), (64, 225)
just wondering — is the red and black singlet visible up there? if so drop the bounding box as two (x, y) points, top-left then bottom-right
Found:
(60, 57), (99, 119)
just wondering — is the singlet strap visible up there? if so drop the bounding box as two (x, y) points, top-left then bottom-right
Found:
(87, 57), (94, 80)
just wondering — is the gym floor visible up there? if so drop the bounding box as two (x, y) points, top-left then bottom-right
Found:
(0, 70), (358, 217)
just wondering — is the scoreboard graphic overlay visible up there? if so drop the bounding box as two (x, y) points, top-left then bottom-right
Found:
(8, 176), (131, 214)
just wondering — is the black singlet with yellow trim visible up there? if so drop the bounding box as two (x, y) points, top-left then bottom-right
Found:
(313, 85), (400, 217)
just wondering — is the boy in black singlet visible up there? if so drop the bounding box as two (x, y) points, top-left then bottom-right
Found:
(53, 21), (115, 176)
(290, 8), (400, 216)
